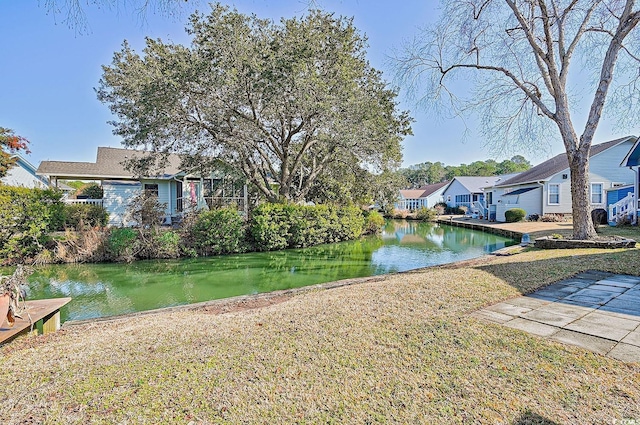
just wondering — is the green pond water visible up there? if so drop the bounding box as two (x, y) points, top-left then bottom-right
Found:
(24, 221), (516, 322)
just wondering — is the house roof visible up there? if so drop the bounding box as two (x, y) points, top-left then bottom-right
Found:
(37, 147), (184, 180)
(419, 181), (449, 197)
(451, 174), (520, 193)
(400, 181), (449, 199)
(621, 138), (640, 168)
(400, 189), (429, 199)
(496, 136), (636, 187)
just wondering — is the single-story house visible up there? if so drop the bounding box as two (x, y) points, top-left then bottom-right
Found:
(608, 138), (640, 225)
(36, 147), (247, 226)
(396, 181), (449, 211)
(442, 174), (519, 216)
(485, 136), (637, 222)
(1, 155), (51, 189)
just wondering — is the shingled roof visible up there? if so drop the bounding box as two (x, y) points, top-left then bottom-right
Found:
(400, 181), (449, 199)
(37, 147), (183, 179)
(451, 174), (520, 193)
(495, 136), (636, 187)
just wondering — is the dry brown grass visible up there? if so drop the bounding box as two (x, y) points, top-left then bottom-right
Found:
(1, 247), (640, 424)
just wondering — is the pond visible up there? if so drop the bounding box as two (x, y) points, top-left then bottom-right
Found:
(24, 220), (516, 322)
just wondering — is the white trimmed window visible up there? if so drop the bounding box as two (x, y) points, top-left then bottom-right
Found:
(548, 184), (560, 205)
(590, 183), (604, 204)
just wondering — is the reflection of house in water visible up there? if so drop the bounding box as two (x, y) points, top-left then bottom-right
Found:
(383, 220), (445, 248)
(441, 226), (509, 252)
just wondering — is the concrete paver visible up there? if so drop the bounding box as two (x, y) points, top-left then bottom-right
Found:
(504, 318), (560, 337)
(621, 330), (640, 347)
(607, 343), (640, 363)
(550, 330), (617, 355)
(473, 271), (640, 362)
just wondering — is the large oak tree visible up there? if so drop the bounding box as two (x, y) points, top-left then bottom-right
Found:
(395, 0), (640, 239)
(97, 4), (412, 203)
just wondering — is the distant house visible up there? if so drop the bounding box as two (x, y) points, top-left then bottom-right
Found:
(486, 136), (637, 222)
(396, 181), (449, 211)
(37, 147), (247, 226)
(1, 155), (50, 189)
(442, 175), (519, 216)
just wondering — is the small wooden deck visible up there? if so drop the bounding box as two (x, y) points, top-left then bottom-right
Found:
(0, 297), (71, 345)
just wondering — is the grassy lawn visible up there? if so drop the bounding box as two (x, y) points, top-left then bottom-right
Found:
(1, 246), (639, 424)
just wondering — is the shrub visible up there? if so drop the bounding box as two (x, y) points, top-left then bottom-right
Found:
(332, 205), (365, 242)
(188, 208), (247, 256)
(0, 187), (65, 263)
(137, 229), (182, 259)
(249, 203), (296, 251)
(435, 202), (465, 215)
(125, 191), (167, 227)
(77, 183), (103, 199)
(106, 227), (138, 262)
(364, 210), (385, 234)
(250, 203), (366, 251)
(64, 204), (109, 230)
(392, 209), (409, 219)
(434, 203), (446, 215)
(53, 228), (109, 263)
(155, 230), (181, 258)
(415, 207), (437, 222)
(505, 208), (526, 223)
(540, 213), (564, 222)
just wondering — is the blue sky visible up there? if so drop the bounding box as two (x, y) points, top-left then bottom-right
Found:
(0, 1), (626, 168)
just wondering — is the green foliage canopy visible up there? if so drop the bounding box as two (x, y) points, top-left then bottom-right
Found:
(400, 156), (532, 188)
(97, 5), (411, 203)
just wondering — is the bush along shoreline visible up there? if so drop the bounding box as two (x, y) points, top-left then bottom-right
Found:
(0, 187), (385, 265)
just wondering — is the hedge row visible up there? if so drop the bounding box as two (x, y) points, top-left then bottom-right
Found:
(249, 203), (367, 251)
(0, 191), (383, 264)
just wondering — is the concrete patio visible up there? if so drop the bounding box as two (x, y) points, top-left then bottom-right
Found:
(472, 270), (640, 362)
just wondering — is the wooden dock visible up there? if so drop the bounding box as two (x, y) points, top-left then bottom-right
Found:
(0, 297), (71, 345)
(436, 216), (525, 241)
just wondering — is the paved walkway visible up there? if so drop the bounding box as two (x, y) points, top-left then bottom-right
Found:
(472, 271), (640, 362)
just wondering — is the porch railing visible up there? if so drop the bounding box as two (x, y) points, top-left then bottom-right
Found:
(608, 193), (636, 225)
(64, 198), (104, 207)
(472, 201), (488, 218)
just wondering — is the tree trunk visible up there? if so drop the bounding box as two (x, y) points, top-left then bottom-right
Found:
(568, 153), (597, 240)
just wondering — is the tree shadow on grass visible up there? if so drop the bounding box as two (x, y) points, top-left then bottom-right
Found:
(513, 410), (559, 425)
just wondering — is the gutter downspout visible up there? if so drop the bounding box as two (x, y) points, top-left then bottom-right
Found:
(632, 167), (639, 225)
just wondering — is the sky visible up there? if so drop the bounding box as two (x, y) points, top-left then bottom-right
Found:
(0, 0), (629, 169)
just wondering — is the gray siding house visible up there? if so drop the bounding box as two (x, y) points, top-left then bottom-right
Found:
(485, 136), (637, 222)
(37, 147), (247, 226)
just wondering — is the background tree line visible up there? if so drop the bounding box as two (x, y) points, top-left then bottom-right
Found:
(399, 155), (532, 188)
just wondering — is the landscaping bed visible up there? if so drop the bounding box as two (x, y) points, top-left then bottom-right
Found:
(535, 235), (637, 249)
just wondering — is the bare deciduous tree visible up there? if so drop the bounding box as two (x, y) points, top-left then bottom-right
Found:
(40, 0), (199, 32)
(395, 0), (640, 240)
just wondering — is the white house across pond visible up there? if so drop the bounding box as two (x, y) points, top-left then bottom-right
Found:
(36, 147), (247, 226)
